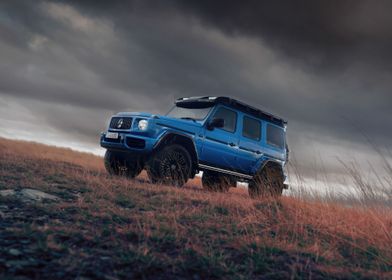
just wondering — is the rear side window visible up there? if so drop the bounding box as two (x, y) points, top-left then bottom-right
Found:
(267, 124), (284, 149)
(242, 116), (261, 141)
(212, 107), (237, 133)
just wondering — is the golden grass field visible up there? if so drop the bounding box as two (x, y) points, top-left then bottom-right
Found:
(0, 137), (391, 279)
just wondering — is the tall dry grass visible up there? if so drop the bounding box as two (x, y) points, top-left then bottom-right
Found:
(0, 137), (104, 171)
(0, 136), (391, 278)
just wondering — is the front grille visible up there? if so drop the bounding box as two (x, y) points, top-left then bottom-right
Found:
(110, 117), (133, 129)
(126, 137), (145, 149)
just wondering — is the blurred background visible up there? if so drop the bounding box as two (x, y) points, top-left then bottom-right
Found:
(1, 0), (391, 198)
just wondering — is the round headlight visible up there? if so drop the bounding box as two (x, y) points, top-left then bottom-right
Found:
(138, 119), (148, 130)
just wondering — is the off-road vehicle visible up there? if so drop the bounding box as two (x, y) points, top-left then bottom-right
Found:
(100, 96), (288, 197)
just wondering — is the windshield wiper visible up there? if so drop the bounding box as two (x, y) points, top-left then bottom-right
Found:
(180, 117), (197, 122)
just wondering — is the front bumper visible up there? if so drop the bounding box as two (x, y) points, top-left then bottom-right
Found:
(100, 131), (156, 154)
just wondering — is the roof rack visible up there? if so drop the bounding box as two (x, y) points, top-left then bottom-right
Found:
(175, 96), (287, 127)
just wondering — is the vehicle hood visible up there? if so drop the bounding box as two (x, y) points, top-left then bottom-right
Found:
(116, 112), (155, 118)
(115, 112), (203, 133)
(154, 115), (203, 127)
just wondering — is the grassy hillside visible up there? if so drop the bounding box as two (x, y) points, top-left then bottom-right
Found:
(0, 138), (391, 279)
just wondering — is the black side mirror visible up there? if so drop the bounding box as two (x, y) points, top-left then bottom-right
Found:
(207, 118), (225, 130)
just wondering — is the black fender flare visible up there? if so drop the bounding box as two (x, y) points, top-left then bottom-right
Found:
(152, 132), (198, 177)
(255, 159), (285, 179)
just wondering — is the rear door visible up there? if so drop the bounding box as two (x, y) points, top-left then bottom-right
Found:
(199, 106), (239, 170)
(237, 114), (264, 174)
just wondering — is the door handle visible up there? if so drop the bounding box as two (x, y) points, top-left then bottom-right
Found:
(229, 142), (236, 147)
(255, 150), (262, 155)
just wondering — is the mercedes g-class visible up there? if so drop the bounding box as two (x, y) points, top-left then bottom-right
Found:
(100, 96), (288, 197)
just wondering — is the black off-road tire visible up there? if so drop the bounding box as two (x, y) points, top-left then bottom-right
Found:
(104, 150), (142, 178)
(248, 166), (284, 199)
(147, 144), (192, 187)
(202, 171), (234, 192)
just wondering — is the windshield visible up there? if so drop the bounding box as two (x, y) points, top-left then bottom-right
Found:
(166, 105), (213, 121)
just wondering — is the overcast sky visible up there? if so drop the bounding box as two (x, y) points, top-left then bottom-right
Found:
(1, 0), (391, 188)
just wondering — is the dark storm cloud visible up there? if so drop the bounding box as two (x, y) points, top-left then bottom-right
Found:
(1, 0), (391, 181)
(62, 0), (392, 143)
(69, 0), (392, 70)
(174, 0), (392, 68)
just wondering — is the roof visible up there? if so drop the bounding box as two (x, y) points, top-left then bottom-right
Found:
(175, 96), (287, 127)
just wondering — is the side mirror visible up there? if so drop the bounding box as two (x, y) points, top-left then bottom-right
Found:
(207, 118), (225, 130)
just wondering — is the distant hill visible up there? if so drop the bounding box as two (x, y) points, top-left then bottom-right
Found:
(0, 137), (391, 279)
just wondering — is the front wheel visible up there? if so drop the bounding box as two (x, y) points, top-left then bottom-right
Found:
(104, 150), (142, 178)
(248, 166), (284, 199)
(147, 144), (192, 187)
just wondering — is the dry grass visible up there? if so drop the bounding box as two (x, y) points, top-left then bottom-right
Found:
(0, 137), (391, 279)
(0, 137), (105, 171)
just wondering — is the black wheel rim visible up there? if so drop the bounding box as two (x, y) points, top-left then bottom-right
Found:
(158, 149), (188, 186)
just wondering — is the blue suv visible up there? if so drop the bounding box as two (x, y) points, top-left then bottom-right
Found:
(100, 96), (288, 197)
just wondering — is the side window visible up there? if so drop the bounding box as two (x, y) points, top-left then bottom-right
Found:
(266, 124), (284, 149)
(212, 107), (237, 133)
(242, 116), (261, 141)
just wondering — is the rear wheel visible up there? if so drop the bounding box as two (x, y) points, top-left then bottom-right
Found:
(248, 166), (284, 198)
(202, 171), (234, 192)
(104, 150), (142, 178)
(147, 144), (192, 187)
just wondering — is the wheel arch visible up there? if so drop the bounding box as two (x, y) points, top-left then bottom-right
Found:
(248, 158), (286, 198)
(153, 132), (198, 177)
(254, 158), (284, 178)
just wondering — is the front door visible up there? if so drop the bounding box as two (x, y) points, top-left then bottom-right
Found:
(199, 106), (239, 170)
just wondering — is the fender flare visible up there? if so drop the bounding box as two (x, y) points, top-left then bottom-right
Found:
(153, 131), (199, 177)
(252, 157), (284, 177)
